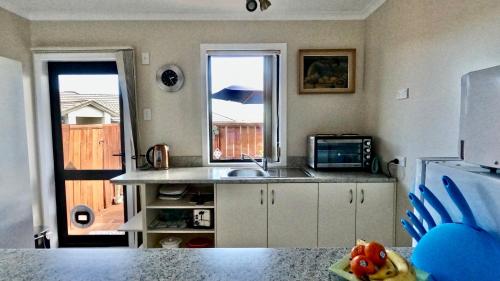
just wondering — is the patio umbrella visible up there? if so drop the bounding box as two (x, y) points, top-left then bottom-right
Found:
(212, 85), (263, 104)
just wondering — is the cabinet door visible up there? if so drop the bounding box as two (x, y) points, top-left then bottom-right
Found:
(356, 183), (395, 246)
(216, 184), (267, 247)
(318, 183), (356, 247)
(268, 183), (318, 247)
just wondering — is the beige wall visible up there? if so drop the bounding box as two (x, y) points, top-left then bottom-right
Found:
(0, 7), (42, 227)
(31, 21), (367, 156)
(0, 8), (31, 63)
(9, 1), (500, 245)
(364, 0), (500, 245)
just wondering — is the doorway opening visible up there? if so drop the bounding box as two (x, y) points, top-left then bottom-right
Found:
(48, 61), (128, 247)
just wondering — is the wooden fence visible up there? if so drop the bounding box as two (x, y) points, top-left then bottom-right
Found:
(212, 122), (263, 160)
(61, 124), (122, 229)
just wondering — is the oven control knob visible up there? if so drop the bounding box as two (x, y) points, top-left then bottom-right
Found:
(365, 161), (371, 166)
(365, 155), (371, 159)
(365, 148), (371, 153)
(364, 140), (371, 146)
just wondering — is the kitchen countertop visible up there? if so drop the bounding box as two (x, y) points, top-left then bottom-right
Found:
(0, 247), (412, 281)
(111, 167), (395, 184)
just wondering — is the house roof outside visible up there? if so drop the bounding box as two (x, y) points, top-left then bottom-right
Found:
(60, 91), (120, 121)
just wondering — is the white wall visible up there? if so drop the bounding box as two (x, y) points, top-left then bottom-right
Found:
(30, 20), (367, 157)
(364, 0), (500, 245)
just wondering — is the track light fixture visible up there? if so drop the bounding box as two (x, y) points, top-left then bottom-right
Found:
(246, 0), (271, 12)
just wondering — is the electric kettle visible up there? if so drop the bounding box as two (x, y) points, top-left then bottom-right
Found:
(146, 144), (170, 170)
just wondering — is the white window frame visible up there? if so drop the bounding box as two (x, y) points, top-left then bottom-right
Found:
(200, 43), (287, 167)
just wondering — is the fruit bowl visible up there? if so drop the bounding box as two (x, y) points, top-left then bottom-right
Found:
(329, 251), (431, 281)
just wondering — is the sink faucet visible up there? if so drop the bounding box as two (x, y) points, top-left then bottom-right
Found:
(241, 153), (268, 171)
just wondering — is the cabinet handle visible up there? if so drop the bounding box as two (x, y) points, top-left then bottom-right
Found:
(360, 189), (365, 204)
(271, 189), (275, 205)
(260, 189), (264, 205)
(349, 189), (353, 204)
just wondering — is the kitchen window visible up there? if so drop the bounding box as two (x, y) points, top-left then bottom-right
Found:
(201, 44), (287, 166)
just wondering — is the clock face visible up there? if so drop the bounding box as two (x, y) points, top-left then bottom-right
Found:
(156, 64), (184, 92)
(161, 69), (178, 87)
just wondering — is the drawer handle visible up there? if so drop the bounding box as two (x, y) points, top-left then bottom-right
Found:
(260, 189), (264, 205)
(271, 189), (275, 205)
(360, 189), (365, 204)
(349, 189), (353, 204)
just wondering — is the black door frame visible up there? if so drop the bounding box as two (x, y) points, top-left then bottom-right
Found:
(48, 61), (128, 247)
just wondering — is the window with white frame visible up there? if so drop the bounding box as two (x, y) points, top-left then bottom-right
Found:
(201, 44), (287, 166)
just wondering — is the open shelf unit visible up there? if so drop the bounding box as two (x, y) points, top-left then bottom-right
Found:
(147, 198), (214, 209)
(118, 211), (143, 232)
(136, 183), (216, 248)
(147, 228), (215, 234)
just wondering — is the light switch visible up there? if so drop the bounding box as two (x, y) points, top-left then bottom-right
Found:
(397, 88), (410, 100)
(143, 108), (152, 121)
(141, 52), (150, 65)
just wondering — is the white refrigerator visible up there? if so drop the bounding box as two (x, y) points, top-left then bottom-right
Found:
(415, 158), (500, 243)
(0, 57), (34, 248)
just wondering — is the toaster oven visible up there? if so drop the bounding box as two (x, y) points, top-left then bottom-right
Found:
(307, 135), (372, 169)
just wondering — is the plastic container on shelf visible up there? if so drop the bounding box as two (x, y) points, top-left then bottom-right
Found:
(159, 236), (182, 248)
(185, 237), (212, 248)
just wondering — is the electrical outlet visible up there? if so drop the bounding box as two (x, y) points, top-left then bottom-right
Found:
(141, 52), (150, 65)
(397, 88), (410, 100)
(143, 108), (152, 121)
(396, 156), (407, 167)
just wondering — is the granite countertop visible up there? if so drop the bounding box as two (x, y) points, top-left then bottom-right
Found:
(111, 167), (394, 184)
(0, 248), (412, 281)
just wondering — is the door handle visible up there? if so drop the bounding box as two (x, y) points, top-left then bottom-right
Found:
(360, 189), (365, 204)
(349, 189), (353, 204)
(260, 189), (264, 205)
(271, 189), (275, 205)
(112, 153), (125, 157)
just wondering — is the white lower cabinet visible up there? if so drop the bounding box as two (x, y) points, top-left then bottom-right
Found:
(216, 182), (394, 248)
(318, 182), (395, 247)
(268, 183), (318, 248)
(355, 183), (395, 246)
(216, 184), (268, 247)
(318, 183), (356, 247)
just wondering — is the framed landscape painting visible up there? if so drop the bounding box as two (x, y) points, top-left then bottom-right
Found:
(299, 49), (356, 94)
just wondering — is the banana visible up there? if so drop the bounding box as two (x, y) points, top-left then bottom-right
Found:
(353, 241), (416, 281)
(383, 250), (416, 281)
(356, 239), (368, 246)
(368, 258), (398, 280)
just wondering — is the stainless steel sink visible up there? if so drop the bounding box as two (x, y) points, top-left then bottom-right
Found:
(225, 168), (312, 178)
(267, 168), (312, 178)
(226, 169), (268, 177)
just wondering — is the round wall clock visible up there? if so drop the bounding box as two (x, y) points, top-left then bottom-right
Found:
(156, 64), (184, 92)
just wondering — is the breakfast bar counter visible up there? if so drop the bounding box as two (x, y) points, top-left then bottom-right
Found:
(0, 248), (412, 281)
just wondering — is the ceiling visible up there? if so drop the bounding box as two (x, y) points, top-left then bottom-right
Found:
(0, 0), (386, 21)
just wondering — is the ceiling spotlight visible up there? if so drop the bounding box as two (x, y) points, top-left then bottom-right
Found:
(259, 0), (272, 11)
(246, 0), (258, 12)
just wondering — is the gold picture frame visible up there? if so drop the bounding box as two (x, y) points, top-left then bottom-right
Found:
(299, 49), (356, 94)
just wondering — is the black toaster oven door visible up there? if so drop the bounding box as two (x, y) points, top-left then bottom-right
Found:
(316, 139), (363, 168)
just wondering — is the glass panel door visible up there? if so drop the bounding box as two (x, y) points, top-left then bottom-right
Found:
(48, 62), (127, 247)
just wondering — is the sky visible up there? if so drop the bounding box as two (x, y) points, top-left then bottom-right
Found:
(210, 57), (264, 123)
(58, 75), (120, 95)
